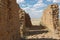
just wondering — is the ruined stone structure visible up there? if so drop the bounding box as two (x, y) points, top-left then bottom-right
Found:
(0, 0), (20, 40)
(19, 10), (32, 38)
(40, 4), (59, 32)
(25, 13), (32, 28)
(0, 0), (60, 39)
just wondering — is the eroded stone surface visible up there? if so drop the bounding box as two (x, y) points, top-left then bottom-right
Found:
(0, 0), (20, 40)
(40, 4), (59, 33)
(19, 10), (32, 38)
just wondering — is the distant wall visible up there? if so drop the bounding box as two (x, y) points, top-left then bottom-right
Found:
(25, 13), (32, 28)
(19, 10), (32, 37)
(19, 10), (32, 28)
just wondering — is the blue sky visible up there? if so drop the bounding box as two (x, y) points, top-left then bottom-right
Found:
(16, 0), (60, 18)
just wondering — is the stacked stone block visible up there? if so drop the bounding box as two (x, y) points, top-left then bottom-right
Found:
(25, 13), (32, 28)
(19, 10), (26, 38)
(19, 10), (32, 38)
(40, 4), (59, 32)
(0, 0), (20, 40)
(51, 4), (59, 30)
(0, 0), (9, 40)
(8, 0), (20, 40)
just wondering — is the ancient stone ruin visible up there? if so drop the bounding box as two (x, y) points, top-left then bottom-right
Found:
(0, 0), (20, 40)
(40, 4), (59, 33)
(19, 10), (32, 38)
(0, 0), (60, 40)
(25, 4), (60, 39)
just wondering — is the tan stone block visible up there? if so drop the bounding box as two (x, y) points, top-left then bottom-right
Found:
(40, 4), (59, 32)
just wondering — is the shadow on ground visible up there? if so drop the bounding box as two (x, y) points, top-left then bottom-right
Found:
(27, 30), (48, 36)
(21, 38), (59, 40)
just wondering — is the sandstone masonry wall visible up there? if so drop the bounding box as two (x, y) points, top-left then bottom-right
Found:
(40, 4), (59, 32)
(25, 13), (32, 28)
(0, 0), (20, 40)
(19, 10), (32, 37)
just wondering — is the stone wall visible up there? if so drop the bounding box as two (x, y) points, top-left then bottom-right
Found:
(40, 4), (59, 32)
(0, 0), (8, 40)
(0, 0), (20, 40)
(19, 10), (32, 38)
(19, 10), (32, 28)
(25, 13), (32, 28)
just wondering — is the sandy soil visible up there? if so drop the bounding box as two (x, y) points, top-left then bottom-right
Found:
(31, 19), (40, 25)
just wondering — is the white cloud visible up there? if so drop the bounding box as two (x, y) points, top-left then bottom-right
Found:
(21, 0), (44, 11)
(47, 0), (60, 3)
(33, 0), (47, 9)
(53, 0), (60, 3)
(59, 5), (60, 8)
(59, 5), (60, 11)
(59, 5), (60, 16)
(22, 6), (43, 18)
(33, 3), (46, 8)
(20, 0), (46, 18)
(47, 0), (52, 2)
(17, 0), (60, 18)
(16, 0), (24, 4)
(31, 10), (43, 16)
